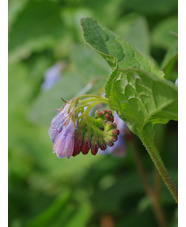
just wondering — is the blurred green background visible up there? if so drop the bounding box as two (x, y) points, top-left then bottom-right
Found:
(8, 0), (178, 226)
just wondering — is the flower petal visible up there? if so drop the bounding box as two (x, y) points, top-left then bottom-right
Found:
(52, 119), (75, 158)
(53, 133), (74, 158)
(48, 103), (72, 142)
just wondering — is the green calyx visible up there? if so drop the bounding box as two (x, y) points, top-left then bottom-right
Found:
(75, 109), (119, 152)
(66, 94), (119, 156)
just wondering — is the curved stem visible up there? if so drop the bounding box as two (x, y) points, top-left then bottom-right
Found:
(75, 94), (108, 103)
(139, 130), (178, 203)
(74, 104), (90, 113)
(79, 98), (98, 104)
(74, 95), (109, 117)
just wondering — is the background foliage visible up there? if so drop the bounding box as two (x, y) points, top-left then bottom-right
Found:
(9, 0), (178, 226)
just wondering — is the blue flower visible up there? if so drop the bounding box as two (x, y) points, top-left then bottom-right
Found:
(175, 78), (178, 87)
(42, 62), (64, 91)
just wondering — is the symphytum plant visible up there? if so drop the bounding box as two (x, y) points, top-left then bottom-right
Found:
(48, 18), (178, 203)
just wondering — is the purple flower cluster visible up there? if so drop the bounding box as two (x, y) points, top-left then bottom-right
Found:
(48, 103), (120, 159)
(73, 109), (119, 157)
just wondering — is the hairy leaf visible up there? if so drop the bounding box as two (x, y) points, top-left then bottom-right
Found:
(81, 18), (163, 78)
(107, 69), (178, 135)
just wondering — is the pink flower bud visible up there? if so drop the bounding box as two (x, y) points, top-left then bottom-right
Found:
(91, 144), (98, 155)
(107, 141), (114, 147)
(81, 140), (90, 155)
(73, 137), (82, 156)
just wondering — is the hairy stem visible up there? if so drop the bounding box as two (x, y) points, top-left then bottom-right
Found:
(139, 130), (178, 203)
(154, 168), (161, 199)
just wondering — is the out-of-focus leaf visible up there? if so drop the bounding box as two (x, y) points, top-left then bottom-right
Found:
(72, 45), (111, 83)
(137, 196), (151, 212)
(9, 63), (32, 112)
(85, 0), (122, 28)
(91, 173), (143, 212)
(27, 191), (70, 227)
(171, 208), (178, 227)
(161, 40), (178, 80)
(121, 0), (177, 15)
(9, 0), (64, 63)
(116, 209), (157, 227)
(65, 202), (92, 227)
(62, 7), (93, 42)
(8, 0), (27, 31)
(115, 14), (150, 55)
(151, 16), (178, 50)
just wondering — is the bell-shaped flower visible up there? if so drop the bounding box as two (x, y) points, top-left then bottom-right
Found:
(53, 119), (75, 158)
(48, 103), (71, 142)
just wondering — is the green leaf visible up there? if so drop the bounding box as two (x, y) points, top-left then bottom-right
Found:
(151, 16), (178, 50)
(65, 203), (92, 227)
(27, 191), (70, 227)
(9, 0), (64, 63)
(115, 14), (150, 55)
(72, 45), (111, 83)
(117, 209), (157, 227)
(161, 40), (178, 80)
(81, 18), (163, 78)
(91, 173), (143, 213)
(8, 0), (27, 31)
(107, 69), (177, 135)
(81, 18), (178, 199)
(8, 62), (33, 115)
(121, 0), (177, 15)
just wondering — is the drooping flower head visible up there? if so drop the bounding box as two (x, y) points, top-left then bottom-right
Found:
(48, 95), (120, 159)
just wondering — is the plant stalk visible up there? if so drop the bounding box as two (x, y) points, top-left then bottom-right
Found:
(140, 132), (178, 203)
